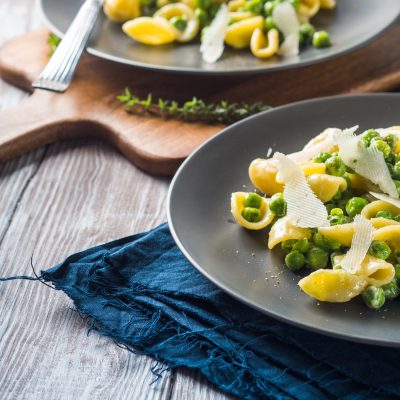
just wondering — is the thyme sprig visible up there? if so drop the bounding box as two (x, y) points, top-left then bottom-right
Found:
(118, 88), (271, 124)
(48, 33), (61, 56)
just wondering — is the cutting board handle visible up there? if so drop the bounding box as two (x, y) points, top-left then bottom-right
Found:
(0, 90), (90, 163)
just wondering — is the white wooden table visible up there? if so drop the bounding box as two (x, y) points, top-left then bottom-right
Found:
(0, 1), (230, 398)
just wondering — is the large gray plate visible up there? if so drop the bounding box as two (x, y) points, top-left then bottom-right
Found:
(41, 0), (400, 74)
(168, 94), (400, 346)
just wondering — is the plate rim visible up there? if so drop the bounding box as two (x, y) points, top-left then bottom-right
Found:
(167, 92), (400, 347)
(39, 0), (400, 75)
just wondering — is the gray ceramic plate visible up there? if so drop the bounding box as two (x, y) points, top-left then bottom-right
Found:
(40, 0), (400, 74)
(168, 94), (400, 346)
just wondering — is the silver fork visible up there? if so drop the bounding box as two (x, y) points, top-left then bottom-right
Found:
(33, 0), (103, 93)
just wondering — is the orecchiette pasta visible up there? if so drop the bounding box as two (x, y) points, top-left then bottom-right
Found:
(104, 0), (141, 22)
(103, 0), (335, 62)
(268, 216), (311, 249)
(231, 125), (400, 310)
(306, 174), (347, 203)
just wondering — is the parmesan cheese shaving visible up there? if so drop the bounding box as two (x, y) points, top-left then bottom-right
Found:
(334, 127), (398, 198)
(272, 2), (300, 56)
(288, 128), (338, 164)
(200, 4), (230, 63)
(273, 152), (329, 228)
(370, 192), (400, 208)
(341, 215), (374, 274)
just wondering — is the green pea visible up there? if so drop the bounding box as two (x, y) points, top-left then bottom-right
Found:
(323, 237), (341, 251)
(313, 231), (341, 250)
(264, 1), (274, 15)
(285, 251), (306, 271)
(392, 161), (400, 180)
(269, 193), (287, 217)
(361, 129), (379, 147)
(371, 139), (392, 158)
(328, 214), (351, 226)
(264, 16), (276, 31)
(384, 133), (398, 150)
(394, 264), (400, 281)
(395, 215), (400, 223)
(385, 152), (395, 164)
(243, 192), (263, 209)
(292, 238), (310, 253)
(312, 31), (331, 48)
(195, 0), (211, 9)
(382, 280), (400, 300)
(387, 162), (395, 178)
(325, 155), (346, 177)
(241, 207), (261, 222)
(362, 286), (385, 310)
(394, 249), (400, 264)
(170, 16), (188, 31)
(312, 232), (326, 248)
(368, 240), (391, 260)
(306, 246), (328, 270)
(345, 197), (369, 218)
(243, 0), (263, 14)
(281, 239), (297, 252)
(394, 180), (400, 196)
(330, 208), (343, 216)
(299, 23), (315, 44)
(375, 210), (393, 220)
(314, 151), (332, 164)
(325, 203), (336, 214)
(195, 8), (208, 25)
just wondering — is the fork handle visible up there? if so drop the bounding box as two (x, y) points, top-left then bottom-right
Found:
(32, 0), (103, 93)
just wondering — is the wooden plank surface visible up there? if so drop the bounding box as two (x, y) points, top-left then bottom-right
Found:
(0, 1), (230, 399)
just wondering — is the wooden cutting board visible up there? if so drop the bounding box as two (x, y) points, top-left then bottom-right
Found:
(1, 23), (400, 176)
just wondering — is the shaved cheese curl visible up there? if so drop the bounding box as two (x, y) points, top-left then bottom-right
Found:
(370, 192), (400, 209)
(341, 215), (374, 274)
(288, 128), (338, 164)
(334, 127), (398, 198)
(273, 2), (300, 56)
(200, 5), (230, 63)
(273, 152), (329, 228)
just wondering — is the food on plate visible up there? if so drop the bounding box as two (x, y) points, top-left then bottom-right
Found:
(103, 0), (335, 62)
(231, 125), (400, 309)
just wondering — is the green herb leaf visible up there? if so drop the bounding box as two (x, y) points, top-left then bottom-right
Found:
(118, 89), (271, 124)
(48, 33), (61, 56)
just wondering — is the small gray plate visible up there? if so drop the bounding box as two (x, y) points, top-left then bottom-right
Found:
(40, 0), (400, 74)
(168, 94), (400, 346)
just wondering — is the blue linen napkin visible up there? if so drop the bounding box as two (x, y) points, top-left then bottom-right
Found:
(10, 223), (400, 399)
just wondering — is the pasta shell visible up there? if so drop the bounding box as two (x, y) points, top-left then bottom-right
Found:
(361, 200), (400, 219)
(225, 16), (264, 49)
(334, 254), (395, 287)
(306, 174), (347, 203)
(299, 269), (367, 302)
(318, 223), (355, 247)
(374, 225), (400, 249)
(122, 17), (178, 45)
(104, 0), (141, 23)
(231, 192), (275, 230)
(268, 216), (311, 249)
(249, 158), (284, 196)
(250, 28), (279, 59)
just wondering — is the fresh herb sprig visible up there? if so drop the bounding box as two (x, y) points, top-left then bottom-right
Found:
(48, 33), (61, 56)
(118, 88), (271, 124)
